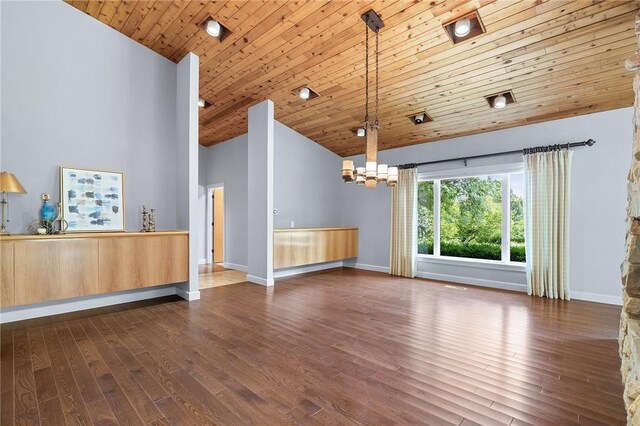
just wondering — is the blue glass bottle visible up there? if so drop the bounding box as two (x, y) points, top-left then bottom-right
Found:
(41, 193), (56, 222)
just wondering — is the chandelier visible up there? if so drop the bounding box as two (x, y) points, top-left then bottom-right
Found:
(342, 10), (397, 188)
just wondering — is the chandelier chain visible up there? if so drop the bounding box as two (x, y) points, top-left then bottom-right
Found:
(375, 28), (379, 127)
(365, 24), (369, 124)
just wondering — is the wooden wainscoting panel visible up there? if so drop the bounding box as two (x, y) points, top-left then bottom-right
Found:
(14, 240), (61, 306)
(0, 242), (15, 307)
(59, 239), (99, 300)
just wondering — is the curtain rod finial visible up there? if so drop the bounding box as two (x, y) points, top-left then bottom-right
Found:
(586, 139), (596, 146)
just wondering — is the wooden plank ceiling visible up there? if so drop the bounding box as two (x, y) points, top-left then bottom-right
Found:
(67, 0), (639, 156)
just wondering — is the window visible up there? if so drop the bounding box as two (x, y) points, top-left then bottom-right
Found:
(417, 171), (526, 263)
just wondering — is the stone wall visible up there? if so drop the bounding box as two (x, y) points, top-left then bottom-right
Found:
(620, 12), (640, 425)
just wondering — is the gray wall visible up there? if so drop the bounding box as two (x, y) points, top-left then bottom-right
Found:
(342, 107), (632, 303)
(1, 1), (178, 233)
(274, 121), (343, 229)
(200, 134), (249, 268)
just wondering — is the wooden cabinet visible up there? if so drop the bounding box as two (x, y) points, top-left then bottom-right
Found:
(0, 242), (14, 307)
(99, 235), (188, 292)
(274, 227), (358, 269)
(13, 239), (99, 306)
(0, 231), (188, 308)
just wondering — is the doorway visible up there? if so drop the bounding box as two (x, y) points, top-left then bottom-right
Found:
(206, 183), (224, 266)
(201, 184), (246, 289)
(212, 187), (224, 263)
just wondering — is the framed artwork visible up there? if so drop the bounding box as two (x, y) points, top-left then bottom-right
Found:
(60, 166), (125, 232)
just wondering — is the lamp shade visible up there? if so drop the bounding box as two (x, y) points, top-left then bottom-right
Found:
(387, 166), (398, 187)
(0, 172), (26, 194)
(377, 164), (388, 182)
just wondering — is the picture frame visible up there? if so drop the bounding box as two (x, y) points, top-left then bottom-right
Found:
(60, 166), (125, 232)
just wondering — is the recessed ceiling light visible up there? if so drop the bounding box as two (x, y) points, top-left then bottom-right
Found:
(484, 91), (516, 109)
(356, 128), (366, 137)
(408, 111), (433, 125)
(443, 11), (485, 44)
(198, 98), (212, 108)
(454, 18), (471, 37)
(292, 86), (319, 101)
(206, 19), (221, 37)
(493, 95), (507, 109)
(202, 17), (230, 41)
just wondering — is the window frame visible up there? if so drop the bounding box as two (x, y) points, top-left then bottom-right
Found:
(417, 162), (525, 269)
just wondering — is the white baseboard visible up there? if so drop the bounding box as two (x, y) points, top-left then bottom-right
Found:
(0, 285), (178, 324)
(344, 262), (390, 274)
(247, 274), (274, 287)
(571, 291), (622, 305)
(274, 261), (344, 279)
(224, 262), (248, 272)
(416, 271), (528, 293)
(198, 258), (208, 265)
(176, 288), (201, 301)
(347, 265), (622, 306)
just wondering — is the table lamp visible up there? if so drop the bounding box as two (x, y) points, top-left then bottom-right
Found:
(0, 172), (27, 236)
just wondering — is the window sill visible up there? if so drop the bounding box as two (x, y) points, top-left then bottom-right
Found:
(417, 254), (526, 272)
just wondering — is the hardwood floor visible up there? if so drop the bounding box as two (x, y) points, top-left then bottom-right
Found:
(0, 268), (624, 425)
(199, 264), (229, 274)
(199, 266), (247, 290)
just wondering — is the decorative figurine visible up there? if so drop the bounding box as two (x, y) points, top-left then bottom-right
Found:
(149, 208), (156, 232)
(41, 193), (56, 222)
(28, 199), (68, 235)
(141, 205), (149, 232)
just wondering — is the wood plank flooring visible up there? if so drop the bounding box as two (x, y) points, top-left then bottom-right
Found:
(0, 268), (624, 425)
(199, 265), (248, 290)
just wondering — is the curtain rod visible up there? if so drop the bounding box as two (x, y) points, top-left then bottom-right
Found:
(397, 139), (596, 169)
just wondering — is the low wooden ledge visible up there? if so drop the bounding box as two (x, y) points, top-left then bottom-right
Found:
(274, 226), (358, 233)
(0, 230), (188, 241)
(273, 227), (358, 269)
